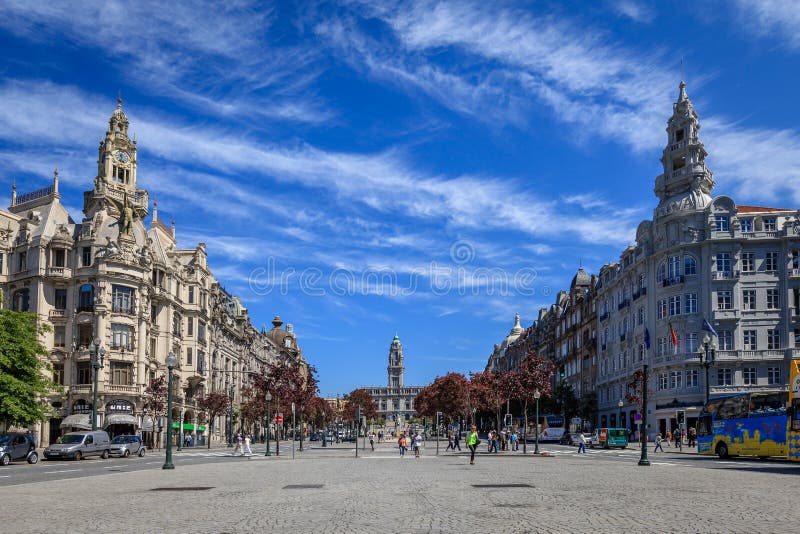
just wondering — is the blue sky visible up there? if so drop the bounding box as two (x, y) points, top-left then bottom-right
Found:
(1, 1), (800, 397)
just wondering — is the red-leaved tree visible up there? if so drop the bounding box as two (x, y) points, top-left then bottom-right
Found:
(197, 391), (231, 449)
(508, 351), (555, 453)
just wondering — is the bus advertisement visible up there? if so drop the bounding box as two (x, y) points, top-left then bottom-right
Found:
(697, 392), (788, 459)
(536, 414), (565, 442)
(788, 359), (800, 462)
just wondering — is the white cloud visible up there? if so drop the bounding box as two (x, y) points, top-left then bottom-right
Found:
(610, 0), (656, 23)
(734, 0), (800, 50)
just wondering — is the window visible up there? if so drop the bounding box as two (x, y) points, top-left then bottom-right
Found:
(743, 330), (758, 351)
(82, 246), (92, 267)
(670, 370), (682, 389)
(17, 251), (26, 272)
(719, 330), (733, 350)
(111, 285), (136, 314)
(740, 218), (753, 233)
(111, 323), (134, 351)
(0, 252), (3, 274)
(718, 395), (748, 419)
(767, 288), (779, 309)
(12, 288), (30, 311)
(741, 253), (755, 273)
(52, 248), (66, 267)
(768, 329), (780, 350)
(743, 367), (757, 386)
(686, 369), (698, 388)
(76, 362), (92, 384)
(684, 293), (697, 314)
(717, 291), (732, 310)
(639, 273), (646, 289)
(187, 317), (194, 337)
(765, 251), (779, 272)
(53, 364), (64, 385)
(78, 284), (94, 312)
(188, 286), (195, 304)
(198, 322), (206, 343)
(186, 348), (193, 366)
(638, 344), (645, 362)
(151, 305), (157, 323)
(658, 337), (668, 356)
(637, 307), (645, 325)
(658, 299), (667, 319)
(685, 333), (698, 353)
(669, 295), (681, 316)
(198, 351), (205, 374)
(675, 129), (685, 142)
(54, 326), (66, 348)
(173, 313), (182, 337)
(684, 255), (696, 275)
(54, 288), (67, 310)
(717, 368), (732, 386)
(714, 216), (729, 231)
(716, 253), (731, 275)
(763, 218), (776, 232)
(768, 367), (781, 385)
(657, 263), (666, 282)
(110, 362), (133, 386)
(668, 255), (681, 279)
(743, 289), (756, 310)
(659, 373), (668, 390)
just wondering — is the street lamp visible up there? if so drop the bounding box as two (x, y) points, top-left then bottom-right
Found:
(638, 364), (651, 467)
(265, 391), (272, 457)
(699, 334), (717, 404)
(533, 389), (541, 455)
(227, 384), (234, 447)
(163, 351), (178, 470)
(90, 338), (105, 431)
(618, 399), (624, 429)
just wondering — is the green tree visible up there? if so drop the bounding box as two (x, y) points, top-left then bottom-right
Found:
(0, 307), (59, 428)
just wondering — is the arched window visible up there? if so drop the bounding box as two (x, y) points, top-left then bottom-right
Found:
(684, 255), (697, 275)
(78, 284), (94, 312)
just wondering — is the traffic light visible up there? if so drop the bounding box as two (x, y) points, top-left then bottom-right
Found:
(559, 368), (566, 379)
(676, 410), (685, 426)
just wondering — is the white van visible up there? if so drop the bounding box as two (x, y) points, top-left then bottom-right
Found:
(44, 431), (111, 461)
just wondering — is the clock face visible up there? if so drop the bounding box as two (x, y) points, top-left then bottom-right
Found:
(114, 150), (129, 163)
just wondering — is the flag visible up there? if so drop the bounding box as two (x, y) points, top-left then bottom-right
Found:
(702, 318), (718, 338)
(644, 328), (651, 350)
(668, 321), (678, 353)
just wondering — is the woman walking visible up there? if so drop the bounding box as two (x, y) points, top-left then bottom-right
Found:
(467, 425), (479, 465)
(398, 433), (407, 457)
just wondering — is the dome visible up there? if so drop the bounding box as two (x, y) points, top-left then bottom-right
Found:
(571, 267), (590, 289)
(501, 313), (523, 348)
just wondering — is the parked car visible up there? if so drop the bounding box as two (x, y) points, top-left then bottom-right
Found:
(109, 435), (146, 458)
(44, 431), (111, 461)
(0, 433), (38, 466)
(588, 431), (601, 448)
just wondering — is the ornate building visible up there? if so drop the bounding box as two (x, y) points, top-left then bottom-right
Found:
(0, 99), (308, 446)
(596, 82), (799, 436)
(365, 334), (424, 427)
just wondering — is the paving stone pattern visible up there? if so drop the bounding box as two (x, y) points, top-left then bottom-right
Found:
(1, 443), (795, 533)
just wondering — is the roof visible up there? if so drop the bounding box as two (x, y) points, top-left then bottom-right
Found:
(737, 205), (792, 213)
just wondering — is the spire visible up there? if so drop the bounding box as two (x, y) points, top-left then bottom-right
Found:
(53, 168), (60, 198)
(11, 178), (16, 206)
(678, 80), (688, 102)
(171, 217), (175, 238)
(152, 197), (158, 223)
(510, 313), (523, 335)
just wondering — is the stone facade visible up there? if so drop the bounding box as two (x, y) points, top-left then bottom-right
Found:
(365, 335), (424, 428)
(0, 100), (308, 446)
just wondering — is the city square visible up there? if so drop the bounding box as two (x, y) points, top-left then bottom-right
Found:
(1, 441), (797, 533)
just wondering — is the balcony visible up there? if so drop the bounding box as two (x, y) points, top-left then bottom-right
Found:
(110, 344), (135, 352)
(49, 309), (67, 319)
(791, 268), (800, 278)
(599, 312), (610, 322)
(111, 304), (137, 315)
(617, 299), (630, 310)
(712, 271), (738, 280)
(107, 384), (139, 394)
(46, 266), (72, 279)
(662, 276), (684, 287)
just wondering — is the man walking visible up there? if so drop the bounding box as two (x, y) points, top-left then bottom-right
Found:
(654, 433), (664, 453)
(467, 425), (479, 465)
(577, 432), (587, 454)
(453, 431), (461, 451)
(369, 433), (375, 451)
(232, 433), (242, 456)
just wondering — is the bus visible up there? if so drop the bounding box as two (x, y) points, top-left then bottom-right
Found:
(534, 414), (565, 442)
(697, 391), (788, 459)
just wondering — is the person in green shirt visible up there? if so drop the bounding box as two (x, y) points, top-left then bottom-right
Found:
(467, 425), (479, 465)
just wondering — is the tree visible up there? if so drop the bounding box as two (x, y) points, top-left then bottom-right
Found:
(143, 376), (167, 450)
(507, 351), (554, 453)
(625, 368), (653, 410)
(197, 391), (231, 449)
(343, 388), (378, 424)
(469, 370), (512, 431)
(0, 307), (59, 429)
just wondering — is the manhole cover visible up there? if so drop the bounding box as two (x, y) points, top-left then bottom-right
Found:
(151, 487), (214, 491)
(471, 484), (532, 488)
(282, 484), (324, 489)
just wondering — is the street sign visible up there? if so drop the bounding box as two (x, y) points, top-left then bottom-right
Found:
(275, 414), (284, 424)
(634, 413), (642, 423)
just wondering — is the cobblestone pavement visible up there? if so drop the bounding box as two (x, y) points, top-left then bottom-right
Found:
(2, 442), (797, 534)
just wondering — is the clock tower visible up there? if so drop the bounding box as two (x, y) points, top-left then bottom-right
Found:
(387, 334), (404, 388)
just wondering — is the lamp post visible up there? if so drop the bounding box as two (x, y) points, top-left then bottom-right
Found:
(700, 334), (717, 404)
(90, 339), (105, 431)
(227, 383), (234, 447)
(638, 364), (650, 467)
(618, 399), (624, 429)
(265, 391), (272, 457)
(163, 351), (177, 470)
(533, 389), (541, 455)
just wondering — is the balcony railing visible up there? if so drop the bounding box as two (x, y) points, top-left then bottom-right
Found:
(662, 275), (684, 287)
(49, 309), (67, 318)
(712, 271), (738, 280)
(107, 384), (139, 393)
(599, 312), (610, 322)
(111, 304), (137, 315)
(46, 266), (72, 278)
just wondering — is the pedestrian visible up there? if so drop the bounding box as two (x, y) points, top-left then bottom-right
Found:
(654, 433), (664, 453)
(467, 425), (479, 465)
(398, 433), (407, 457)
(413, 432), (423, 458)
(674, 428), (681, 448)
(369, 433), (375, 451)
(243, 434), (253, 456)
(510, 430), (518, 451)
(492, 431), (500, 453)
(232, 433), (242, 456)
(453, 431), (461, 451)
(487, 430), (494, 453)
(688, 427), (696, 447)
(577, 432), (587, 454)
(445, 432), (455, 452)
(665, 430), (672, 447)
(378, 431), (383, 443)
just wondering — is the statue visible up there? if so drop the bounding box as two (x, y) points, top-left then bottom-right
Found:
(119, 192), (134, 236)
(96, 236), (121, 259)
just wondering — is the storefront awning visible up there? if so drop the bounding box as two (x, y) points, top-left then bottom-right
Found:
(60, 414), (91, 430)
(104, 413), (137, 427)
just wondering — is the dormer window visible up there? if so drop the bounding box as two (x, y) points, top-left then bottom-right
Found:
(763, 217), (777, 232)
